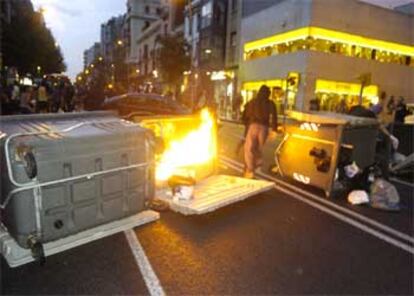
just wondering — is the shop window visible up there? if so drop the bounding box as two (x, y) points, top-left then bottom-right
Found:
(244, 28), (414, 69)
(315, 79), (379, 112)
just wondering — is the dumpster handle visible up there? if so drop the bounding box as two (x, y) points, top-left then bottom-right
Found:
(4, 120), (137, 188)
(273, 133), (289, 177)
(0, 161), (150, 210)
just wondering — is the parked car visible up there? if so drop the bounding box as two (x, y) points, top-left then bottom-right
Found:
(102, 93), (191, 117)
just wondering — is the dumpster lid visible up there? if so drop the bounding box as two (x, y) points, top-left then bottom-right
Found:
(156, 175), (274, 215)
(288, 111), (379, 126)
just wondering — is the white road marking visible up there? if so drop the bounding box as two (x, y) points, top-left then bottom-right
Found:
(221, 158), (414, 254)
(221, 155), (414, 245)
(124, 229), (165, 296)
(219, 163), (229, 170)
(390, 177), (414, 188)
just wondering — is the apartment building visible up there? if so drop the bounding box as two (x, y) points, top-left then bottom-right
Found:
(83, 42), (101, 69)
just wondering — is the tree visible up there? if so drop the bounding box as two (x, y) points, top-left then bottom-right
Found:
(157, 34), (190, 94)
(2, 1), (66, 75)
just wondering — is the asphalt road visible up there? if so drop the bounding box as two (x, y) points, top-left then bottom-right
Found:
(1, 121), (413, 295)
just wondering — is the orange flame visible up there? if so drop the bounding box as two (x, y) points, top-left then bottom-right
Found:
(156, 109), (216, 181)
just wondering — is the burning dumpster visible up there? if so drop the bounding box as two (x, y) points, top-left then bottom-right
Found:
(275, 111), (379, 197)
(130, 109), (218, 184)
(128, 109), (274, 215)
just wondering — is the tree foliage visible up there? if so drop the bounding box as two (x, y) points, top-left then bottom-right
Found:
(2, 1), (66, 75)
(157, 34), (190, 90)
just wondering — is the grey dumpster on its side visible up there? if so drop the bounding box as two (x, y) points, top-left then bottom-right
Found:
(0, 112), (156, 264)
(275, 111), (379, 197)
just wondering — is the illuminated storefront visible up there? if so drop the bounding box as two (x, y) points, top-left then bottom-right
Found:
(244, 27), (414, 68)
(315, 79), (379, 112)
(241, 73), (299, 114)
(240, 0), (414, 112)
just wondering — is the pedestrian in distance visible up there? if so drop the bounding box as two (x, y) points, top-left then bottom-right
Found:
(50, 84), (62, 113)
(10, 81), (21, 114)
(243, 85), (278, 179)
(309, 97), (320, 111)
(62, 81), (75, 112)
(19, 86), (35, 114)
(233, 92), (243, 120)
(370, 91), (386, 116)
(36, 81), (49, 113)
(394, 96), (410, 123)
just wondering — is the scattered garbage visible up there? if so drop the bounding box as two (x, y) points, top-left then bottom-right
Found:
(339, 162), (401, 212)
(344, 162), (360, 179)
(168, 175), (196, 201)
(347, 190), (370, 205)
(369, 178), (401, 211)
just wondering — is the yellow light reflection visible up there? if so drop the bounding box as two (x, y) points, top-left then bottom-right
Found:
(315, 79), (378, 98)
(244, 26), (414, 57)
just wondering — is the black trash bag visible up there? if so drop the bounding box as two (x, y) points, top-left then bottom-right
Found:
(334, 162), (383, 198)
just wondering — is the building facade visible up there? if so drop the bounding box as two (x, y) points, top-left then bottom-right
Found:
(240, 0), (414, 113)
(83, 42), (101, 69)
(184, 0), (228, 106)
(0, 0), (12, 71)
(125, 0), (167, 66)
(135, 6), (170, 91)
(100, 15), (126, 64)
(184, 0), (282, 116)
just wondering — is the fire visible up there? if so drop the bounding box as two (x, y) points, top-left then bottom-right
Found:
(156, 109), (216, 181)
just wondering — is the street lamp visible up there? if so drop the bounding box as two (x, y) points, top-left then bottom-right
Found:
(117, 40), (123, 46)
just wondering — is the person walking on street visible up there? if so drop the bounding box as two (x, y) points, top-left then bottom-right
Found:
(235, 99), (253, 156)
(244, 85), (278, 179)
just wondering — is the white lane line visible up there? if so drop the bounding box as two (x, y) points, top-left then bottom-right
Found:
(221, 159), (414, 254)
(221, 132), (245, 140)
(390, 177), (414, 188)
(124, 229), (165, 296)
(221, 155), (414, 245)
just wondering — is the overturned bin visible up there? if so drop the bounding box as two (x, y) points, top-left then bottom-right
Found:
(127, 109), (274, 215)
(275, 111), (379, 197)
(0, 112), (159, 267)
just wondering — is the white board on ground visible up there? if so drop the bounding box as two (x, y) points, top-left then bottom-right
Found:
(157, 175), (274, 215)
